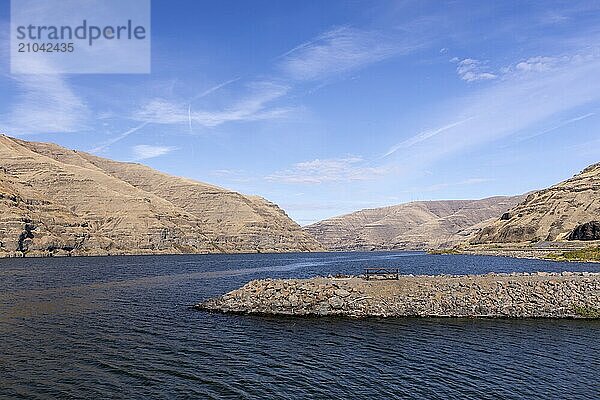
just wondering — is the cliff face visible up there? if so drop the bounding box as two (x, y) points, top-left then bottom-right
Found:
(471, 163), (600, 244)
(304, 196), (523, 251)
(0, 135), (323, 256)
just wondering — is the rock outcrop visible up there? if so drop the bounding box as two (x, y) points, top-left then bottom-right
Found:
(471, 163), (600, 244)
(0, 135), (323, 256)
(197, 273), (600, 318)
(304, 196), (523, 251)
(568, 221), (600, 241)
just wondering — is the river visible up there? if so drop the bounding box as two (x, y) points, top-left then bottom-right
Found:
(1, 252), (599, 399)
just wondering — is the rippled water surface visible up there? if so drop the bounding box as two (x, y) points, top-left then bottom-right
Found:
(1, 252), (599, 399)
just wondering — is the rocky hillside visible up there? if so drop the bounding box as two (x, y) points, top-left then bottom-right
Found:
(471, 162), (600, 244)
(0, 135), (323, 257)
(304, 196), (523, 251)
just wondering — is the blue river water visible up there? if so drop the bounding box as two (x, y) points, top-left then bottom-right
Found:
(0, 252), (599, 399)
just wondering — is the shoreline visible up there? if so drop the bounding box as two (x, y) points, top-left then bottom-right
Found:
(431, 242), (600, 263)
(196, 272), (600, 319)
(0, 248), (325, 259)
(1, 249), (597, 262)
(3, 242), (599, 262)
(457, 249), (600, 264)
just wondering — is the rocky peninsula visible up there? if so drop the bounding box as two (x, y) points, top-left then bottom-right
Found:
(197, 272), (600, 318)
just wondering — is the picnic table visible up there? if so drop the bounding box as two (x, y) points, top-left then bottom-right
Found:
(364, 267), (400, 280)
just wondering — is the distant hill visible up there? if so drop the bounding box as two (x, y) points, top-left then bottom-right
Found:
(304, 196), (524, 251)
(471, 162), (600, 244)
(0, 135), (323, 257)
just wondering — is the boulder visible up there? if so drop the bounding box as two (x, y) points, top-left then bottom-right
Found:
(500, 212), (511, 221)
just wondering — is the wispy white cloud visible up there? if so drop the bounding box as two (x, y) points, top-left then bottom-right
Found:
(210, 169), (258, 180)
(0, 60), (90, 135)
(387, 46), (600, 167)
(266, 156), (393, 184)
(538, 11), (570, 25)
(502, 53), (597, 76)
(210, 169), (243, 177)
(537, 3), (600, 26)
(186, 78), (242, 133)
(514, 56), (559, 72)
(279, 26), (416, 81)
(132, 144), (177, 160)
(0, 18), (89, 136)
(133, 81), (291, 127)
(134, 100), (185, 124)
(453, 58), (497, 82)
(129, 26), (423, 133)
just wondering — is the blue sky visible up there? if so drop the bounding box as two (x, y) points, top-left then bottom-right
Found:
(1, 1), (600, 224)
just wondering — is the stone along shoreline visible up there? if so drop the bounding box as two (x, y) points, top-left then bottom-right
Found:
(196, 272), (600, 318)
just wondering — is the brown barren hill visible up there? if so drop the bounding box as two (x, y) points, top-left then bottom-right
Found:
(471, 162), (600, 245)
(304, 196), (523, 251)
(0, 135), (323, 257)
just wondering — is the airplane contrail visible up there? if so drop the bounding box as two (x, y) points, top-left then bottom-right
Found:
(89, 122), (149, 154)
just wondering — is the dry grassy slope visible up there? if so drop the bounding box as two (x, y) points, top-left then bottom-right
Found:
(304, 196), (523, 251)
(75, 153), (322, 252)
(0, 135), (322, 256)
(471, 163), (600, 244)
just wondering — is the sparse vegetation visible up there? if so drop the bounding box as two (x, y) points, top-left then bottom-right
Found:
(546, 247), (600, 262)
(573, 305), (600, 318)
